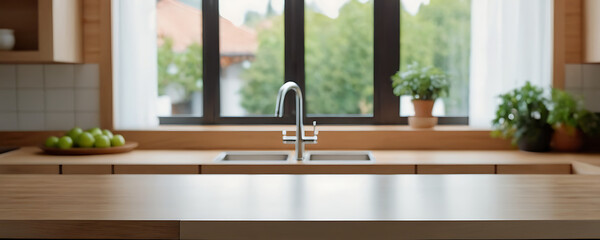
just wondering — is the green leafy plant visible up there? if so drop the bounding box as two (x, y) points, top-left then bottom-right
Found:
(491, 82), (552, 145)
(547, 88), (600, 135)
(391, 62), (450, 100)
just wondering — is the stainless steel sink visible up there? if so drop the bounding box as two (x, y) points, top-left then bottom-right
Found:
(304, 151), (375, 163)
(214, 151), (292, 163)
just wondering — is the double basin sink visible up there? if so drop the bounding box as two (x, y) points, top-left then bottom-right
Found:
(215, 151), (375, 163)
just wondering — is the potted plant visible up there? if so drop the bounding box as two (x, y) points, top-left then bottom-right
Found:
(547, 89), (599, 152)
(391, 63), (450, 128)
(492, 82), (553, 152)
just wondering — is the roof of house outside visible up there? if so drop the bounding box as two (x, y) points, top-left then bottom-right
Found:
(156, 0), (257, 55)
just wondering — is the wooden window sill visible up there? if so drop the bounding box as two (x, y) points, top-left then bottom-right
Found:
(138, 125), (491, 132)
(0, 125), (509, 150)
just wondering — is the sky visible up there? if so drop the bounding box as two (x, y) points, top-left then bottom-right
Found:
(217, 0), (430, 27)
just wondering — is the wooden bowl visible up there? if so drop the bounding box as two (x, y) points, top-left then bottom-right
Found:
(39, 142), (138, 155)
(408, 117), (438, 129)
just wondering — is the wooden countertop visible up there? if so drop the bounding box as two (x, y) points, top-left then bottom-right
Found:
(1, 147), (600, 166)
(1, 174), (600, 239)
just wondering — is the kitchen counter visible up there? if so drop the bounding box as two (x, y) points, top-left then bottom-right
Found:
(1, 147), (600, 174)
(1, 174), (600, 239)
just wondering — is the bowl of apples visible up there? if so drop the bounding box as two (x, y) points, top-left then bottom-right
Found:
(40, 127), (137, 155)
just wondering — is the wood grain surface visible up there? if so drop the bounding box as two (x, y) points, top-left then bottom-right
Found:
(1, 174), (600, 239)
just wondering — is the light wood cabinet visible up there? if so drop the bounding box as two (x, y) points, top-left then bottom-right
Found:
(0, 0), (82, 63)
(62, 165), (112, 174)
(497, 164), (572, 174)
(0, 165), (59, 174)
(113, 165), (200, 174)
(416, 165), (495, 174)
(585, 0), (600, 62)
(201, 165), (416, 174)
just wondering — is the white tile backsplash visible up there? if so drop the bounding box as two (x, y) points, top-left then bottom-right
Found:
(75, 89), (99, 111)
(16, 65), (44, 88)
(17, 89), (45, 111)
(565, 64), (600, 113)
(0, 65), (16, 89)
(75, 64), (99, 88)
(18, 112), (45, 130)
(75, 112), (100, 130)
(566, 88), (583, 98)
(44, 65), (75, 88)
(46, 112), (75, 130)
(583, 64), (600, 88)
(0, 112), (18, 130)
(0, 64), (100, 131)
(0, 89), (17, 111)
(45, 89), (75, 111)
(584, 89), (600, 112)
(565, 64), (583, 88)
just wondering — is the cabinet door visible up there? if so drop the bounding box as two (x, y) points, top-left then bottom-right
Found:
(417, 165), (495, 174)
(113, 165), (200, 174)
(496, 164), (571, 174)
(62, 165), (112, 174)
(585, 0), (600, 62)
(201, 165), (415, 174)
(0, 165), (59, 174)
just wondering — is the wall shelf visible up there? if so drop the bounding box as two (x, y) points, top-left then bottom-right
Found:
(0, 0), (82, 63)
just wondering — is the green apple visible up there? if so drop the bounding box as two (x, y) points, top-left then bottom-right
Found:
(45, 136), (59, 148)
(94, 135), (111, 148)
(102, 129), (114, 138)
(111, 134), (126, 147)
(88, 127), (102, 136)
(77, 132), (95, 148)
(67, 127), (83, 142)
(57, 136), (73, 149)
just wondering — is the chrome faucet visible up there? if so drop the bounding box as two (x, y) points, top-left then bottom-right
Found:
(275, 82), (318, 161)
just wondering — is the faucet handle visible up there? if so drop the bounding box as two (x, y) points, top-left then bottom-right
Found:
(312, 121), (319, 136)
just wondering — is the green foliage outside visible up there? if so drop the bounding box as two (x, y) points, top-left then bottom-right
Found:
(400, 0), (471, 115)
(157, 38), (203, 101)
(239, 15), (286, 115)
(491, 82), (552, 145)
(548, 89), (599, 135)
(391, 62), (450, 100)
(303, 0), (374, 115)
(156, 0), (472, 116)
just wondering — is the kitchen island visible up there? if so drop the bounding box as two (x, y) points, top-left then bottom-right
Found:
(1, 174), (600, 239)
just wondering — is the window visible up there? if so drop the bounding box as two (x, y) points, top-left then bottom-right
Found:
(156, 0), (203, 116)
(156, 0), (468, 125)
(399, 0), (471, 117)
(305, 0), (374, 116)
(219, 0), (285, 116)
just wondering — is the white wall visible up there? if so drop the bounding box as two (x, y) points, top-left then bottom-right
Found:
(0, 64), (100, 131)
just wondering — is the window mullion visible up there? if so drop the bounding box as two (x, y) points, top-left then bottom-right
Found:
(283, 0), (305, 120)
(373, 0), (400, 124)
(202, 0), (220, 124)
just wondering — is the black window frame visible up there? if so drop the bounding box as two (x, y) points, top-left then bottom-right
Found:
(159, 0), (468, 125)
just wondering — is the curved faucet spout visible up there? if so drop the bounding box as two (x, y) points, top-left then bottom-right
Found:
(274, 81), (313, 161)
(275, 81), (303, 118)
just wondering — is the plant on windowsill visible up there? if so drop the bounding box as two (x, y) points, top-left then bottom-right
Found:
(491, 82), (553, 152)
(547, 88), (600, 152)
(391, 62), (450, 129)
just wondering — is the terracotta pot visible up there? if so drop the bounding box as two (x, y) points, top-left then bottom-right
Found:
(412, 100), (434, 117)
(408, 117), (438, 129)
(551, 124), (584, 152)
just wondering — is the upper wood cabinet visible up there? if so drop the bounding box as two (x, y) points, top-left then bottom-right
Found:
(585, 0), (600, 63)
(0, 0), (82, 63)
